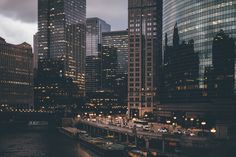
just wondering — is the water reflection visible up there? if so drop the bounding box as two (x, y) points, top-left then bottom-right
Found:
(0, 128), (100, 157)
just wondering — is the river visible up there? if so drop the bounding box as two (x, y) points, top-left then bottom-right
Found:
(0, 127), (100, 157)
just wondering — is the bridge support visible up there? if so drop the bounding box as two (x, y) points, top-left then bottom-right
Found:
(145, 138), (149, 149)
(118, 133), (122, 141)
(134, 136), (137, 146)
(126, 134), (129, 143)
(162, 139), (165, 153)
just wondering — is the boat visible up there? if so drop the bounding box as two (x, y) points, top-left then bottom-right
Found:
(77, 131), (125, 157)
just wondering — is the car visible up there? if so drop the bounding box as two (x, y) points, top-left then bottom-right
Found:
(172, 129), (182, 135)
(143, 125), (151, 131)
(158, 127), (168, 133)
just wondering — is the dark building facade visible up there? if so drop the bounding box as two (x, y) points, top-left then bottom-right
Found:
(160, 0), (236, 123)
(86, 17), (111, 56)
(101, 46), (118, 91)
(85, 55), (101, 93)
(128, 0), (163, 117)
(163, 0), (236, 97)
(0, 37), (33, 110)
(85, 90), (119, 115)
(206, 30), (235, 98)
(38, 0), (86, 95)
(161, 24), (200, 103)
(34, 59), (79, 110)
(102, 30), (128, 74)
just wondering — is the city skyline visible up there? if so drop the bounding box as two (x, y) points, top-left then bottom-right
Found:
(0, 0), (128, 45)
(0, 0), (236, 157)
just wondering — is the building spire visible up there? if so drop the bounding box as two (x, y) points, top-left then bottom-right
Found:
(173, 22), (179, 47)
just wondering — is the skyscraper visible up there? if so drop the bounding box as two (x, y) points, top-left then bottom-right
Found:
(206, 30), (235, 98)
(101, 46), (118, 91)
(34, 59), (79, 110)
(38, 0), (86, 95)
(85, 55), (101, 93)
(0, 37), (33, 109)
(162, 25), (200, 103)
(128, 0), (163, 117)
(102, 30), (129, 106)
(160, 0), (236, 122)
(102, 30), (128, 74)
(86, 17), (111, 56)
(163, 0), (236, 97)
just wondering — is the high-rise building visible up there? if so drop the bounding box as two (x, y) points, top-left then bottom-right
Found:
(102, 30), (129, 107)
(0, 37), (33, 109)
(102, 30), (128, 74)
(128, 0), (163, 117)
(85, 55), (101, 93)
(38, 0), (86, 95)
(101, 46), (118, 91)
(34, 59), (79, 110)
(163, 0), (236, 97)
(161, 25), (200, 103)
(160, 0), (236, 122)
(86, 17), (111, 56)
(206, 30), (235, 98)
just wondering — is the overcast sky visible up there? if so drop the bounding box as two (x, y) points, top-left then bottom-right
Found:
(0, 0), (128, 45)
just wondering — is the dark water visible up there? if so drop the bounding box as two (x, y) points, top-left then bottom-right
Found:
(0, 128), (100, 157)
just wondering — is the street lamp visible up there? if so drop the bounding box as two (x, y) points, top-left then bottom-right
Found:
(201, 121), (206, 135)
(210, 128), (216, 134)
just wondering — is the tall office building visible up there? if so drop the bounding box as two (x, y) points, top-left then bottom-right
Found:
(38, 0), (86, 95)
(101, 46), (118, 91)
(102, 30), (128, 74)
(86, 17), (111, 56)
(162, 25), (200, 103)
(160, 0), (236, 121)
(128, 0), (163, 117)
(206, 30), (235, 98)
(85, 55), (101, 93)
(34, 59), (79, 110)
(0, 37), (33, 109)
(163, 0), (236, 97)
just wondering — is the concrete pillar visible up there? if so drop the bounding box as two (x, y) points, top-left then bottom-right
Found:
(126, 134), (129, 143)
(134, 136), (137, 146)
(119, 133), (122, 142)
(93, 127), (96, 136)
(162, 139), (165, 153)
(145, 139), (149, 149)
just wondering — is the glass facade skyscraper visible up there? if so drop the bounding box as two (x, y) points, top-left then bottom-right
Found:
(102, 30), (128, 74)
(38, 0), (86, 94)
(163, 0), (236, 97)
(128, 0), (163, 117)
(159, 0), (236, 122)
(86, 18), (111, 56)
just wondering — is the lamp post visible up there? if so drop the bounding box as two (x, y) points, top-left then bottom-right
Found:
(201, 121), (206, 136)
(190, 118), (194, 128)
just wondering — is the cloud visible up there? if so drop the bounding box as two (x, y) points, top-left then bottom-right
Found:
(0, 0), (37, 23)
(87, 0), (128, 30)
(0, 14), (37, 45)
(0, 0), (128, 45)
